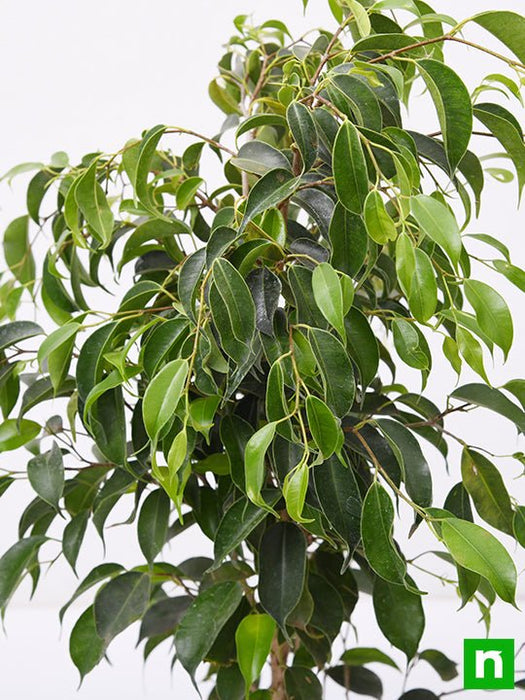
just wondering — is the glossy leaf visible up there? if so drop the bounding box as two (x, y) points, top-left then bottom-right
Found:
(410, 195), (461, 266)
(69, 606), (106, 681)
(142, 359), (189, 442)
(464, 279), (513, 359)
(235, 614), (275, 690)
(287, 101), (318, 171)
(137, 489), (170, 563)
(312, 262), (345, 339)
(441, 518), (517, 605)
(259, 522), (306, 631)
(94, 572), (151, 643)
(373, 576), (424, 660)
(306, 395), (341, 459)
(27, 442), (64, 511)
(333, 121), (369, 214)
(240, 169), (300, 233)
(3, 216), (35, 290)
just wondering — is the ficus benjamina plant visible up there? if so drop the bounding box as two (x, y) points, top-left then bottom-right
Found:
(1, 0), (525, 697)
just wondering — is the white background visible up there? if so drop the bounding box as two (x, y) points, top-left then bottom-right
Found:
(1, 1), (525, 698)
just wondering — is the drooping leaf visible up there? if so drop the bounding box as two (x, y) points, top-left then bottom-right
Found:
(361, 482), (407, 585)
(306, 395), (342, 459)
(75, 160), (114, 247)
(69, 605), (106, 681)
(341, 647), (399, 669)
(244, 422), (277, 511)
(235, 614), (276, 691)
(441, 517), (517, 605)
(473, 12), (525, 65)
(333, 121), (369, 214)
(0, 321), (43, 351)
(308, 328), (355, 417)
(174, 581), (243, 680)
(240, 169), (300, 233)
(94, 571), (151, 643)
(410, 195), (461, 266)
(373, 575), (424, 660)
(464, 279), (513, 359)
(461, 448), (513, 535)
(0, 536), (46, 609)
(364, 190), (397, 245)
(142, 359), (189, 442)
(451, 383), (525, 434)
(137, 489), (170, 563)
(287, 101), (318, 171)
(312, 262), (345, 339)
(259, 522), (306, 632)
(418, 59), (472, 172)
(418, 649), (458, 681)
(246, 267), (282, 336)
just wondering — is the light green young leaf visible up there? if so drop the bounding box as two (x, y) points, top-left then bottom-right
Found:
(312, 262), (345, 339)
(27, 441), (64, 511)
(455, 327), (489, 383)
(283, 462), (312, 524)
(473, 12), (525, 65)
(306, 395), (342, 459)
(410, 195), (462, 267)
(245, 422), (278, 512)
(3, 216), (35, 290)
(364, 190), (397, 245)
(347, 0), (372, 37)
(409, 248), (437, 323)
(142, 359), (189, 442)
(235, 614), (276, 692)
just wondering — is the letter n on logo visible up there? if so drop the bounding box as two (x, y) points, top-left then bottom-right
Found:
(464, 639), (514, 690)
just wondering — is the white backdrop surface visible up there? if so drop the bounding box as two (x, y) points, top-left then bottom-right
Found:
(1, 1), (525, 698)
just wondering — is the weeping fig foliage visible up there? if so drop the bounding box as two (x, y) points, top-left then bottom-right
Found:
(2, 0), (525, 696)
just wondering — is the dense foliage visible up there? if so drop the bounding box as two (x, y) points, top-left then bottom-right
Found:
(1, 0), (525, 697)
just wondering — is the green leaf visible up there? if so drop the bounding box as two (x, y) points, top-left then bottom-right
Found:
(69, 606), (106, 681)
(0, 536), (46, 609)
(326, 665), (382, 698)
(0, 418), (40, 452)
(410, 195), (461, 266)
(333, 121), (369, 214)
(464, 279), (513, 359)
(373, 575), (424, 660)
(376, 418), (432, 508)
(313, 455), (362, 551)
(247, 267), (282, 336)
(0, 321), (42, 352)
(59, 563), (125, 622)
(329, 204), (368, 277)
(287, 101), (318, 171)
(94, 571), (151, 643)
(213, 492), (280, 569)
(392, 319), (429, 371)
(345, 309), (379, 388)
(441, 517), (517, 605)
(341, 647), (399, 669)
(348, 0), (372, 37)
(455, 327), (488, 383)
(473, 103), (525, 196)
(244, 422), (277, 511)
(417, 59), (472, 172)
(513, 506), (525, 548)
(134, 124), (167, 216)
(493, 260), (525, 293)
(137, 489), (170, 563)
(364, 190), (397, 245)
(3, 216), (35, 290)
(240, 169), (300, 233)
(38, 323), (80, 392)
(235, 614), (276, 691)
(308, 328), (355, 417)
(312, 262), (345, 339)
(27, 442), (64, 510)
(142, 359), (188, 442)
(235, 114), (287, 141)
(461, 448), (513, 535)
(306, 395), (341, 459)
(259, 522), (306, 632)
(418, 649), (458, 681)
(75, 160), (114, 247)
(473, 12), (525, 65)
(409, 249), (437, 322)
(176, 176), (204, 210)
(284, 667), (323, 700)
(451, 383), (525, 434)
(138, 596), (192, 642)
(63, 512), (89, 573)
(175, 581), (243, 680)
(283, 462), (311, 523)
(361, 482), (407, 585)
(210, 258), (256, 365)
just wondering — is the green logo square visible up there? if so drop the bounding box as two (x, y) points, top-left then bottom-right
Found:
(464, 639), (514, 689)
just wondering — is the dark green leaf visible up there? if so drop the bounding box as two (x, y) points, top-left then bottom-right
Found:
(69, 605), (106, 681)
(63, 512), (89, 573)
(285, 667), (323, 700)
(333, 121), (369, 214)
(27, 442), (64, 510)
(341, 647), (399, 669)
(0, 536), (46, 609)
(0, 321), (43, 351)
(174, 581), (243, 680)
(259, 522), (306, 632)
(464, 279), (513, 358)
(451, 383), (525, 434)
(373, 575), (424, 660)
(138, 489), (170, 563)
(418, 648), (458, 681)
(94, 571), (151, 643)
(240, 169), (300, 233)
(308, 328), (355, 417)
(287, 101), (318, 171)
(326, 665), (383, 698)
